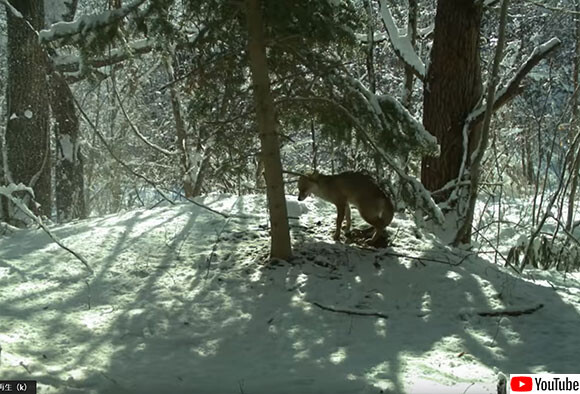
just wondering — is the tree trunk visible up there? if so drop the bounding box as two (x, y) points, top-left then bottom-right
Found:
(566, 0), (580, 231)
(4, 0), (52, 219)
(49, 73), (86, 222)
(420, 0), (483, 200)
(454, 0), (510, 245)
(245, 0), (292, 260)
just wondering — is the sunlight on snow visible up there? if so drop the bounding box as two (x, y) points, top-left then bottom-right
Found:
(374, 318), (387, 337)
(445, 271), (462, 281)
(191, 338), (221, 357)
(329, 347), (347, 364)
(420, 292), (432, 320)
(79, 309), (114, 330)
(364, 361), (393, 391)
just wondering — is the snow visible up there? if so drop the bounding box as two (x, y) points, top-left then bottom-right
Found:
(39, 0), (146, 43)
(0, 194), (579, 393)
(0, 0), (23, 19)
(58, 135), (74, 162)
(377, 0), (426, 79)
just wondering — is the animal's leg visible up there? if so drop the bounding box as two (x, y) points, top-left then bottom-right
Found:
(334, 204), (346, 241)
(344, 205), (352, 232)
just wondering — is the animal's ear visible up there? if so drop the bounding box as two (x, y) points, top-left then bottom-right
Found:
(307, 170), (319, 181)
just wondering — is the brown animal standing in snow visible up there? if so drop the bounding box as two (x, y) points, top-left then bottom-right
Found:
(297, 171), (394, 245)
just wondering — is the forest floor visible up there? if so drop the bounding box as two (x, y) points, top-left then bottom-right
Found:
(0, 194), (579, 394)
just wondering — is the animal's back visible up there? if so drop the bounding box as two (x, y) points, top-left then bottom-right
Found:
(334, 171), (387, 203)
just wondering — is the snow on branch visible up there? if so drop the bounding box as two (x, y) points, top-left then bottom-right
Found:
(278, 92), (443, 224)
(376, 0), (425, 80)
(0, 184), (93, 274)
(344, 76), (438, 156)
(52, 32), (203, 76)
(1, 0), (23, 18)
(469, 37), (561, 126)
(355, 32), (388, 43)
(53, 37), (153, 73)
(39, 0), (147, 44)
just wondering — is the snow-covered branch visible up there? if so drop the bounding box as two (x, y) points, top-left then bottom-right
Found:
(355, 32), (388, 43)
(469, 37), (561, 126)
(1, 0), (23, 18)
(276, 94), (444, 224)
(344, 76), (438, 156)
(52, 31), (203, 77)
(39, 0), (147, 44)
(0, 184), (93, 274)
(376, 0), (426, 81)
(53, 37), (153, 73)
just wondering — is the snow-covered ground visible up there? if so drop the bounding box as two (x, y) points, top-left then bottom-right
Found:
(1, 194), (579, 394)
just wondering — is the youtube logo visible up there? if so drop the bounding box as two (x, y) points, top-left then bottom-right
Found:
(511, 376), (533, 392)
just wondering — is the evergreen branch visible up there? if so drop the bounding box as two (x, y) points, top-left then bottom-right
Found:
(52, 32), (204, 74)
(277, 95), (444, 224)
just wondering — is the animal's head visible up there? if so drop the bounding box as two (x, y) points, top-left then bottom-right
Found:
(297, 173), (319, 201)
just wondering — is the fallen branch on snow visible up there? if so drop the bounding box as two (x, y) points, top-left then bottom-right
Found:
(308, 301), (388, 319)
(477, 303), (544, 317)
(0, 184), (93, 275)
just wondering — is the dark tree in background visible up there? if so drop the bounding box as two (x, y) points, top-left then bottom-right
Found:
(4, 0), (51, 219)
(48, 0), (86, 222)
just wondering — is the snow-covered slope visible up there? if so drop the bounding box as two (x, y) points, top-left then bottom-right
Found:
(0, 194), (579, 393)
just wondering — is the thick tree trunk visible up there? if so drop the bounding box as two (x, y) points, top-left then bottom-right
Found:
(245, 0), (292, 260)
(49, 73), (86, 222)
(420, 0), (483, 200)
(5, 0), (51, 219)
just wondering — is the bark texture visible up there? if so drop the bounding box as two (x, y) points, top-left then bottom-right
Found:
(5, 0), (52, 218)
(246, 0), (292, 260)
(420, 0), (483, 199)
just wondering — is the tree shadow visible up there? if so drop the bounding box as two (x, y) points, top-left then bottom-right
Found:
(1, 202), (579, 394)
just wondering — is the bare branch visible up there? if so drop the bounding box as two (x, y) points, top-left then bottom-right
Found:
(477, 303), (544, 317)
(470, 37), (561, 126)
(111, 77), (177, 156)
(309, 301), (389, 319)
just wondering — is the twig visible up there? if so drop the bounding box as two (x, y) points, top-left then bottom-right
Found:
(73, 95), (175, 205)
(309, 301), (388, 319)
(111, 78), (177, 156)
(1, 186), (93, 274)
(477, 303), (543, 317)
